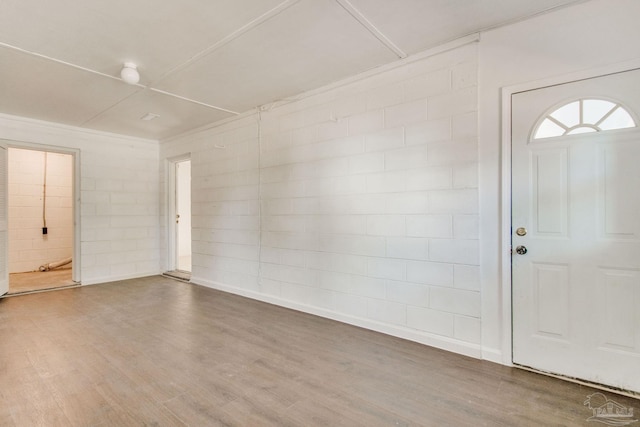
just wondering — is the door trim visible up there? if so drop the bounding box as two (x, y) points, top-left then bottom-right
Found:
(0, 139), (81, 284)
(499, 58), (640, 366)
(165, 154), (190, 273)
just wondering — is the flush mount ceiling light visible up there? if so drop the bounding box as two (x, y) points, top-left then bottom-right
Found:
(120, 62), (140, 85)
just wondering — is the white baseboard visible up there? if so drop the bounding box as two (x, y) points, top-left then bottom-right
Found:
(191, 276), (483, 360)
(481, 347), (506, 364)
(82, 271), (161, 286)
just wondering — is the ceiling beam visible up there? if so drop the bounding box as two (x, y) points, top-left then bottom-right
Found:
(334, 0), (407, 59)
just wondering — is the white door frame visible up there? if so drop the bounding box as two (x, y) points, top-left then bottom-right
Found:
(0, 139), (81, 284)
(166, 154), (190, 272)
(499, 59), (640, 365)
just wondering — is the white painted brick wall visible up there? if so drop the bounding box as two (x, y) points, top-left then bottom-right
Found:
(407, 306), (454, 336)
(0, 114), (161, 283)
(162, 117), (261, 292)
(386, 280), (429, 307)
(161, 43), (480, 352)
(367, 299), (407, 326)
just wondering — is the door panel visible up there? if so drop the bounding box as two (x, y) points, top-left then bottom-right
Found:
(531, 148), (568, 236)
(599, 144), (640, 239)
(512, 68), (640, 393)
(0, 146), (7, 296)
(596, 268), (639, 351)
(532, 262), (569, 339)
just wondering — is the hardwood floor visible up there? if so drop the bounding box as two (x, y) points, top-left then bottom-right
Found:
(0, 275), (636, 426)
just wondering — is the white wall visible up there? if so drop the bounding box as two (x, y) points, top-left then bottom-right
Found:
(0, 113), (161, 284)
(162, 0), (640, 363)
(3, 0), (632, 364)
(478, 0), (640, 362)
(161, 115), (261, 287)
(162, 42), (482, 357)
(8, 148), (73, 273)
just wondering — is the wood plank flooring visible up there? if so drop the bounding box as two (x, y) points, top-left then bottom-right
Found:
(9, 269), (75, 294)
(0, 275), (637, 426)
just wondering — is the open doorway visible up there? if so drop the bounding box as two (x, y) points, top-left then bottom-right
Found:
(8, 148), (76, 294)
(176, 159), (191, 272)
(165, 157), (191, 281)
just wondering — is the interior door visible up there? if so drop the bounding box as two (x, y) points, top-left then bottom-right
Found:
(175, 160), (191, 272)
(512, 69), (640, 393)
(0, 145), (8, 296)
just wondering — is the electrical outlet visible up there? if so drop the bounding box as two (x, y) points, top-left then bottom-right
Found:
(42, 227), (48, 235)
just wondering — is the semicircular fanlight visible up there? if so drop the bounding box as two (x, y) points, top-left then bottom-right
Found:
(533, 99), (636, 140)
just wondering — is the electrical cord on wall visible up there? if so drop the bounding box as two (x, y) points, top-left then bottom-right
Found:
(256, 110), (263, 288)
(42, 152), (48, 235)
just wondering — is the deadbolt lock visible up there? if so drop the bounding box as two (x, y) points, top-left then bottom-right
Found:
(515, 245), (528, 255)
(515, 227), (527, 236)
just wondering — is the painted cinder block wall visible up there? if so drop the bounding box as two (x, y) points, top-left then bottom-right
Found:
(162, 0), (640, 361)
(0, 115), (161, 284)
(8, 148), (73, 273)
(162, 42), (481, 356)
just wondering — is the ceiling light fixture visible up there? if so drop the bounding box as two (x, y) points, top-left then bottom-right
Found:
(120, 62), (140, 85)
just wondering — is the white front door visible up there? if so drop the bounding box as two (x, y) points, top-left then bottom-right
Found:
(0, 146), (7, 296)
(512, 69), (640, 393)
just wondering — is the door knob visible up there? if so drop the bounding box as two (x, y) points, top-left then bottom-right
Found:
(515, 245), (527, 255)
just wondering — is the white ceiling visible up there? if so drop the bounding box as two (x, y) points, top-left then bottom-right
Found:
(0, 0), (584, 140)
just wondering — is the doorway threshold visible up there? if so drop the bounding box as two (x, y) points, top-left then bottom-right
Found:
(3, 283), (80, 298)
(163, 270), (191, 282)
(8, 269), (76, 295)
(514, 364), (640, 401)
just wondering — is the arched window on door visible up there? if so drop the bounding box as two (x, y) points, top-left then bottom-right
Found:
(532, 98), (636, 140)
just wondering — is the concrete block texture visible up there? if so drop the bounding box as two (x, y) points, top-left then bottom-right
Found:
(162, 44), (479, 346)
